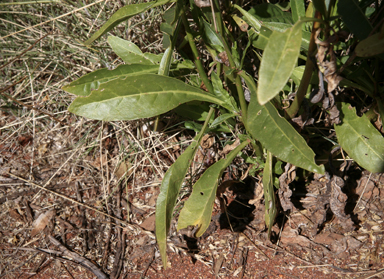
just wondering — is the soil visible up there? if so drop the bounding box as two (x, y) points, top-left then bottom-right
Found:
(1, 114), (384, 279)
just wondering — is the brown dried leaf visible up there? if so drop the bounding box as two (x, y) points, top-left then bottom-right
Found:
(221, 138), (240, 155)
(115, 160), (132, 180)
(280, 227), (311, 247)
(31, 209), (56, 237)
(139, 214), (156, 231)
(329, 176), (348, 219)
(278, 164), (296, 211)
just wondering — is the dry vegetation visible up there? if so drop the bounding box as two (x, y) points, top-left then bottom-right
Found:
(1, 1), (384, 279)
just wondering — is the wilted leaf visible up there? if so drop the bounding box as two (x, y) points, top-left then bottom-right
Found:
(335, 103), (384, 173)
(68, 74), (225, 121)
(31, 209), (56, 237)
(177, 140), (249, 237)
(257, 22), (302, 105)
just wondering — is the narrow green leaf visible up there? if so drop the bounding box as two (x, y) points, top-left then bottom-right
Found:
(177, 140), (249, 237)
(108, 36), (162, 65)
(263, 151), (277, 239)
(291, 0), (306, 23)
(234, 4), (262, 31)
(62, 64), (159, 96)
(338, 0), (373, 40)
(68, 74), (224, 121)
(355, 33), (384, 57)
(211, 72), (238, 113)
(158, 47), (172, 75)
(209, 112), (237, 128)
(257, 21), (302, 105)
(84, 0), (171, 45)
(335, 103), (384, 173)
(244, 73), (325, 174)
(156, 107), (214, 268)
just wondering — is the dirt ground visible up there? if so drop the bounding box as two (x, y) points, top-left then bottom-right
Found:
(1, 1), (384, 278)
(1, 117), (384, 278)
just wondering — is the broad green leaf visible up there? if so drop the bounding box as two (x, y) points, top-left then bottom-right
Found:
(248, 3), (294, 24)
(173, 102), (212, 121)
(108, 36), (162, 65)
(62, 64), (159, 96)
(335, 103), (384, 173)
(312, 0), (327, 18)
(355, 33), (384, 57)
(156, 107), (214, 268)
(263, 151), (277, 238)
(248, 27), (273, 50)
(338, 0), (373, 40)
(201, 20), (224, 53)
(177, 140), (250, 237)
(291, 0), (305, 23)
(84, 0), (171, 45)
(244, 72), (325, 174)
(68, 74), (225, 121)
(257, 22), (302, 105)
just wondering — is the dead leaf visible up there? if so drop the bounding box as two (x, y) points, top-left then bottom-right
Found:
(329, 176), (348, 219)
(114, 160), (132, 180)
(31, 209), (56, 237)
(221, 138), (240, 155)
(139, 214), (156, 231)
(278, 164), (296, 211)
(280, 227), (311, 247)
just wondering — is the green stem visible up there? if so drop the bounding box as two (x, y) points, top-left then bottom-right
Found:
(180, 8), (214, 94)
(286, 11), (321, 118)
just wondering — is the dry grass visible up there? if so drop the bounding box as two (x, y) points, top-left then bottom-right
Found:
(0, 1), (181, 278)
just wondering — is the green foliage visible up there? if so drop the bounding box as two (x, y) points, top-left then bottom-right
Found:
(62, 0), (384, 269)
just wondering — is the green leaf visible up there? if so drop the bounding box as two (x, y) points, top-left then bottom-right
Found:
(84, 0), (171, 45)
(335, 103), (384, 173)
(355, 33), (384, 57)
(108, 36), (162, 65)
(257, 21), (302, 105)
(173, 102), (212, 121)
(68, 74), (225, 121)
(177, 140), (250, 237)
(156, 107), (214, 268)
(234, 5), (262, 30)
(244, 73), (325, 174)
(338, 0), (373, 40)
(211, 72), (238, 113)
(62, 64), (160, 96)
(210, 112), (237, 128)
(201, 20), (224, 53)
(248, 3), (294, 24)
(291, 0), (305, 23)
(263, 151), (277, 239)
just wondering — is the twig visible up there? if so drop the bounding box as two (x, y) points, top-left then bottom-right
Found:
(48, 235), (108, 279)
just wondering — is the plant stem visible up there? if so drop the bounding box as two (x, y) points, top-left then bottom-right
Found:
(286, 11), (321, 118)
(180, 8), (214, 94)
